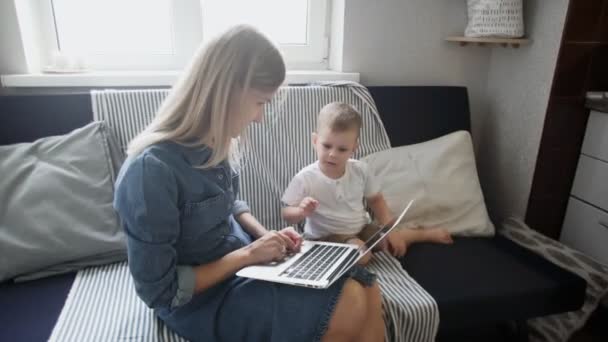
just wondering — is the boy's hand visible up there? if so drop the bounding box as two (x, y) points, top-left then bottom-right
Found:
(298, 197), (319, 217)
(386, 231), (408, 258)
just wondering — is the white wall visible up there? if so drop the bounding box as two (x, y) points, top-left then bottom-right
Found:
(338, 0), (570, 222)
(341, 0), (489, 87)
(1, 0), (569, 223)
(337, 0), (492, 213)
(0, 0), (28, 85)
(342, 0), (568, 221)
(477, 0), (569, 220)
(337, 0), (491, 146)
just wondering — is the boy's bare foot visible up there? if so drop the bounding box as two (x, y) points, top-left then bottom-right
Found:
(423, 228), (453, 244)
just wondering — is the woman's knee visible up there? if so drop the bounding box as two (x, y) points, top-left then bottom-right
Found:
(340, 279), (368, 314)
(326, 280), (368, 335)
(365, 283), (383, 318)
(335, 280), (368, 321)
(367, 283), (382, 303)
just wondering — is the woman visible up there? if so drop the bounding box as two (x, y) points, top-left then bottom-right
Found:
(114, 25), (384, 342)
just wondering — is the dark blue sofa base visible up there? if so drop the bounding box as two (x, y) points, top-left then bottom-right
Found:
(0, 273), (75, 342)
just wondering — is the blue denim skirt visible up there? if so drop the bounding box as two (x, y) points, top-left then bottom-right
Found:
(157, 218), (374, 342)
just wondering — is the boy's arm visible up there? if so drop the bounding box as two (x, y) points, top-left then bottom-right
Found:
(367, 193), (394, 226)
(282, 206), (306, 224)
(282, 197), (318, 224)
(282, 173), (317, 225)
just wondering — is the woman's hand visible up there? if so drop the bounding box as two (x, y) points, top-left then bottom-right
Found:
(278, 226), (302, 252)
(241, 227), (303, 265)
(241, 231), (290, 265)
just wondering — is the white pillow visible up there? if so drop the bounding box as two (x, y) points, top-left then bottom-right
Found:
(362, 131), (494, 236)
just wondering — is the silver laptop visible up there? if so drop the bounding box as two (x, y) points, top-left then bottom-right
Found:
(237, 200), (414, 288)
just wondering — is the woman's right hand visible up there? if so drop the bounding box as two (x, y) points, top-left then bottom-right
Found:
(242, 231), (292, 265)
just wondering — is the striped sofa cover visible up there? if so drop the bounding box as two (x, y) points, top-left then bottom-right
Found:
(47, 84), (439, 342)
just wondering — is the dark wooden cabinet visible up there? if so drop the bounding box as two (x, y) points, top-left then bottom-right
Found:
(526, 0), (608, 239)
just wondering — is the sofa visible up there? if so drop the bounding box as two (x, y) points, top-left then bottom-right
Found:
(1, 84), (605, 342)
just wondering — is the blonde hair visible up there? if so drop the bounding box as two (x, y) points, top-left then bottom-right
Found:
(317, 102), (362, 135)
(127, 25), (285, 168)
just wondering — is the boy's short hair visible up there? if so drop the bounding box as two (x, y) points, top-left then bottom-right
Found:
(317, 102), (362, 134)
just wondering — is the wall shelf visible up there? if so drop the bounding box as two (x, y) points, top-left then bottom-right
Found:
(445, 36), (530, 48)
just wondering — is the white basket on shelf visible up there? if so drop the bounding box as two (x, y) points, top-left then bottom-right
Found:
(465, 0), (524, 38)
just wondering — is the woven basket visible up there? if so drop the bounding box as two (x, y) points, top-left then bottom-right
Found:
(465, 0), (524, 38)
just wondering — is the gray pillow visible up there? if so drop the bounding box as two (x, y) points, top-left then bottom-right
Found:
(0, 121), (126, 282)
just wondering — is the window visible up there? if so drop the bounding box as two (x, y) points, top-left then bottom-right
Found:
(34, 0), (328, 71)
(201, 0), (328, 69)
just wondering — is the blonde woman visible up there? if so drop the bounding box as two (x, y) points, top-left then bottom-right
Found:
(113, 26), (384, 342)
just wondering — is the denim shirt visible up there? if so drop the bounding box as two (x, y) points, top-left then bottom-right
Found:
(113, 141), (250, 310)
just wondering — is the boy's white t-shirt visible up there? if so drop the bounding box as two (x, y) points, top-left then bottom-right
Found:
(282, 159), (380, 239)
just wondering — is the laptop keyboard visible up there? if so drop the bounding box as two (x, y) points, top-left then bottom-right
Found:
(279, 244), (349, 281)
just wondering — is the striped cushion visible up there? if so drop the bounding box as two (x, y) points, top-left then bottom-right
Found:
(49, 262), (187, 342)
(92, 89), (170, 151)
(369, 253), (439, 341)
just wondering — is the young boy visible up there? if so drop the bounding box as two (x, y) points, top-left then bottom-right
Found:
(281, 102), (453, 264)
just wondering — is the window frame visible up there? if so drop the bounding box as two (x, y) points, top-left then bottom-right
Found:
(32, 0), (329, 71)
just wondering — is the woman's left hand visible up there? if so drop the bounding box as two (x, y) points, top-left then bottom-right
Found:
(277, 227), (302, 253)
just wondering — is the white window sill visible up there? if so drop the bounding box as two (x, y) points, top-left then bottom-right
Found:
(1, 70), (360, 88)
